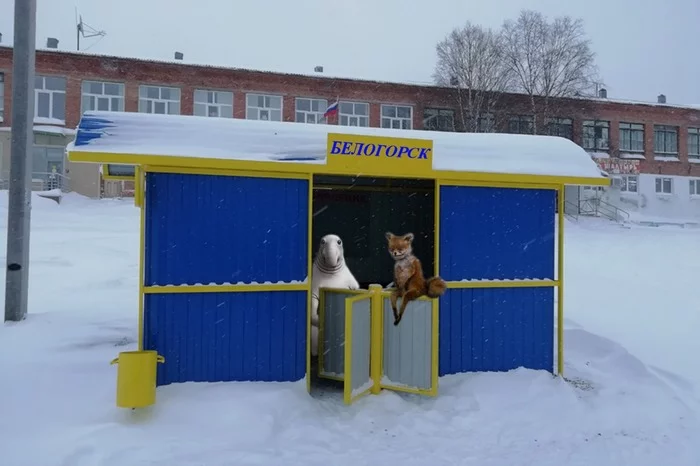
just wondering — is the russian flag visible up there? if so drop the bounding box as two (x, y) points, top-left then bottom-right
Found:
(324, 100), (339, 118)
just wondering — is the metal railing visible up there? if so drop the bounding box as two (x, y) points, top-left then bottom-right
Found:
(578, 197), (630, 223)
(0, 170), (71, 193)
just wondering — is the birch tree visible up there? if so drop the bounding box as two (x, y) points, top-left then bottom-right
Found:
(433, 22), (513, 132)
(501, 10), (598, 133)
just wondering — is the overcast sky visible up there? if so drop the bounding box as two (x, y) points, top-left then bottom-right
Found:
(0, 0), (697, 105)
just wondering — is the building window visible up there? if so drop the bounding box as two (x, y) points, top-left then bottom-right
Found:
(620, 175), (638, 193)
(690, 179), (700, 197)
(546, 117), (573, 140)
(423, 108), (455, 132)
(34, 133), (65, 146)
(295, 97), (327, 124)
(618, 122), (645, 153)
(35, 75), (66, 122)
(246, 93), (282, 121)
(0, 72), (4, 121)
(338, 101), (369, 127)
(582, 120), (610, 151)
(81, 80), (125, 114)
(655, 177), (673, 194)
(138, 85), (181, 115)
(653, 125), (678, 155)
(194, 89), (233, 118)
(688, 127), (700, 159)
(381, 104), (412, 129)
(478, 113), (495, 133)
(508, 115), (534, 134)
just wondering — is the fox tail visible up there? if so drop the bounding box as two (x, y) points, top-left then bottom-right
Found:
(425, 276), (447, 298)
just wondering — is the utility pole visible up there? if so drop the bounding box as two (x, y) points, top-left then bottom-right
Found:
(4, 0), (37, 322)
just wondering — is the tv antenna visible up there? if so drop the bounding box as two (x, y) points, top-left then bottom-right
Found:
(75, 7), (106, 51)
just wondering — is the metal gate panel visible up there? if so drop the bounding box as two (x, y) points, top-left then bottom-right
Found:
(343, 295), (372, 404)
(318, 289), (351, 380)
(380, 295), (437, 396)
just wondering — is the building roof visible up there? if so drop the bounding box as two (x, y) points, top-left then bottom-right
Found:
(2, 45), (699, 112)
(67, 111), (606, 185)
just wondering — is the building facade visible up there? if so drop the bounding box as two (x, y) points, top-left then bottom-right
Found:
(1, 46), (699, 220)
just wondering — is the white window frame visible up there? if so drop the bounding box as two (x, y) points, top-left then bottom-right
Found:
(245, 93), (283, 121)
(0, 72), (4, 122)
(295, 97), (327, 124)
(194, 89), (233, 118)
(34, 75), (67, 123)
(138, 85), (181, 115)
(620, 174), (638, 193)
(655, 177), (673, 195)
(81, 80), (125, 114)
(381, 104), (413, 130)
(690, 179), (700, 197)
(338, 101), (369, 127)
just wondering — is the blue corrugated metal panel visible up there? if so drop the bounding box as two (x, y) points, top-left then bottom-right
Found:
(144, 173), (309, 286)
(439, 186), (555, 280)
(143, 291), (306, 385)
(438, 287), (554, 375)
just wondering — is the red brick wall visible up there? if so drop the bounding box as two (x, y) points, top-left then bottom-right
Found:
(1, 46), (700, 177)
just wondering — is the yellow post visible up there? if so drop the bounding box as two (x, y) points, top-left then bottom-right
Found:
(110, 350), (165, 409)
(557, 185), (565, 377)
(342, 297), (353, 405)
(368, 284), (383, 395)
(306, 173), (313, 393)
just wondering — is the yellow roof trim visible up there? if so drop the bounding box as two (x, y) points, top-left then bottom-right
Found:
(68, 150), (609, 187)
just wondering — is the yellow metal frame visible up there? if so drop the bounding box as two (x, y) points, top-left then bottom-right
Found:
(343, 294), (374, 405)
(102, 163), (136, 181)
(318, 285), (439, 403)
(317, 287), (368, 383)
(137, 177), (146, 351)
(70, 150), (609, 187)
(436, 179), (565, 377)
(446, 279), (559, 289)
(135, 166), (314, 383)
(143, 283), (308, 294)
(376, 291), (439, 397)
(557, 185), (565, 377)
(119, 132), (575, 396)
(306, 173), (313, 393)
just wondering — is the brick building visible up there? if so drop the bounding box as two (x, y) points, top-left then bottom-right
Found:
(1, 45), (699, 219)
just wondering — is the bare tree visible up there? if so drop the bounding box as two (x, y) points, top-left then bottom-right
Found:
(433, 22), (513, 133)
(502, 10), (598, 134)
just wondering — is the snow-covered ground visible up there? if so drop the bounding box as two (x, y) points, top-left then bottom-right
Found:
(1, 192), (699, 466)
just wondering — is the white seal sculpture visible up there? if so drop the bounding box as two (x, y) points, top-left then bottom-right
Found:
(310, 234), (360, 357)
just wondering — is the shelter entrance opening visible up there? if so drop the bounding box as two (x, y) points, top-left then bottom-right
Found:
(312, 175), (436, 289)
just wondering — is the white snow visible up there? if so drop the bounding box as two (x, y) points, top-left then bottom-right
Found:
(147, 278), (308, 287)
(67, 110), (605, 181)
(0, 125), (77, 136)
(33, 117), (69, 126)
(1, 194), (700, 465)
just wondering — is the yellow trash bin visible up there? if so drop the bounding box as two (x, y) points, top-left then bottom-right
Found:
(110, 350), (165, 409)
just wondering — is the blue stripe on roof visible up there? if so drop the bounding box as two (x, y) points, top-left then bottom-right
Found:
(74, 113), (117, 147)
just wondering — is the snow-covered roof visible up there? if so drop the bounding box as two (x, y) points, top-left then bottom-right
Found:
(67, 111), (606, 183)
